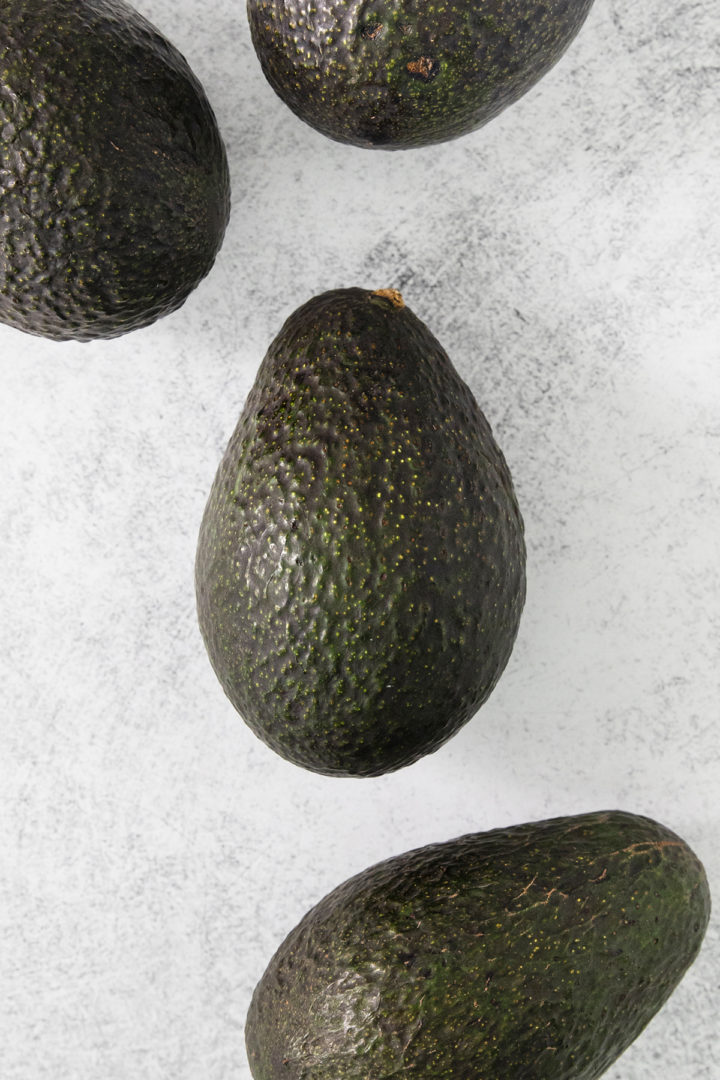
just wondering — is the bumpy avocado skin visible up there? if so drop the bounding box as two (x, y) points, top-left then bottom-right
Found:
(246, 810), (711, 1080)
(0, 0), (230, 341)
(247, 0), (596, 149)
(195, 288), (525, 777)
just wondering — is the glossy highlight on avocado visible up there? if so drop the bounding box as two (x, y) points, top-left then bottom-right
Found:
(246, 810), (711, 1080)
(0, 0), (230, 341)
(195, 287), (526, 777)
(247, 0), (596, 149)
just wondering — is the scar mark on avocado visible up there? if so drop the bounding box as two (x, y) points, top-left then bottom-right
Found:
(406, 57), (440, 81)
(507, 886), (570, 915)
(512, 873), (538, 900)
(606, 840), (685, 858)
(361, 22), (384, 39)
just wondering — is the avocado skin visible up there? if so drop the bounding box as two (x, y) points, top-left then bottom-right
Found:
(0, 0), (230, 341)
(246, 810), (711, 1080)
(247, 0), (596, 149)
(195, 288), (525, 777)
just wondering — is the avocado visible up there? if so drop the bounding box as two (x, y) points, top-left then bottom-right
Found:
(0, 0), (230, 341)
(246, 810), (711, 1080)
(247, 0), (596, 149)
(195, 287), (525, 776)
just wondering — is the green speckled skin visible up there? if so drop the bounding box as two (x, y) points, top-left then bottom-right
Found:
(195, 288), (525, 776)
(246, 811), (711, 1080)
(0, 0), (230, 341)
(247, 0), (595, 149)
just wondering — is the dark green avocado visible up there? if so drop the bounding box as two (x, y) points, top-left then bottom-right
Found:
(247, 0), (596, 149)
(246, 810), (711, 1080)
(0, 0), (230, 341)
(195, 287), (525, 777)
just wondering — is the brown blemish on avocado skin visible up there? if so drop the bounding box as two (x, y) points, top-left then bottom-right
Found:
(362, 22), (384, 39)
(406, 56), (440, 82)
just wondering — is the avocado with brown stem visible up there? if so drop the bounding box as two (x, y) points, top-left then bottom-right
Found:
(195, 287), (526, 776)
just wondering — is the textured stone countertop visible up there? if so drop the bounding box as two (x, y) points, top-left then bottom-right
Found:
(1, 1), (718, 1077)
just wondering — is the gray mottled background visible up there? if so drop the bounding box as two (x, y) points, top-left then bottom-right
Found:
(1, 0), (718, 1077)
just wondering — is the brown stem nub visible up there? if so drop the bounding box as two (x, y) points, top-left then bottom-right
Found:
(372, 289), (405, 309)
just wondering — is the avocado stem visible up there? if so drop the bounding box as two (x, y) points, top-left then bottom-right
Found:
(372, 288), (405, 309)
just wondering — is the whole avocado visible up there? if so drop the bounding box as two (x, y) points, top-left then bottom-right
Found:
(246, 810), (711, 1080)
(195, 287), (525, 777)
(0, 0), (230, 341)
(247, 0), (596, 149)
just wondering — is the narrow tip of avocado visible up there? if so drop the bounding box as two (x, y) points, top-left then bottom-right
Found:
(371, 288), (405, 309)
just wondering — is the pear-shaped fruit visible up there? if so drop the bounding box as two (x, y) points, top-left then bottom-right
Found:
(196, 287), (526, 776)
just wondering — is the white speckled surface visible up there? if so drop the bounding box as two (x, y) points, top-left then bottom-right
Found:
(1, 1), (718, 1077)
